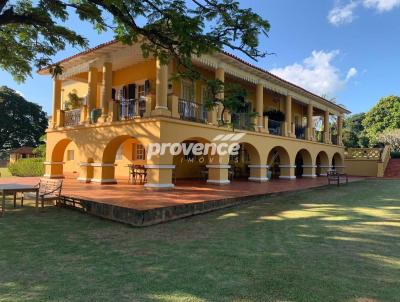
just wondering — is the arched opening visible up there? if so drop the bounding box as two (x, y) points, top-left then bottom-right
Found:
(267, 146), (290, 179)
(316, 151), (329, 176)
(229, 143), (261, 180)
(172, 138), (216, 181)
(332, 152), (344, 171)
(102, 135), (146, 181)
(51, 138), (80, 178)
(295, 149), (312, 178)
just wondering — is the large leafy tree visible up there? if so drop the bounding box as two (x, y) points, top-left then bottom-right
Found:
(343, 113), (369, 148)
(0, 86), (48, 158)
(362, 96), (400, 146)
(0, 0), (270, 82)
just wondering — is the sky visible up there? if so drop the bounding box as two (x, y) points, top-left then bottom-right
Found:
(1, 0), (399, 115)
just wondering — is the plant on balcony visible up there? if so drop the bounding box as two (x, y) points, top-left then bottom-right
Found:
(64, 92), (84, 110)
(264, 109), (285, 122)
(203, 80), (257, 130)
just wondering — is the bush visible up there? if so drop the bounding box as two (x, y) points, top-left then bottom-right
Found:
(8, 158), (45, 177)
(391, 151), (400, 159)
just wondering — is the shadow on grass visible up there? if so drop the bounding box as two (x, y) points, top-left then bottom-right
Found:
(0, 180), (399, 302)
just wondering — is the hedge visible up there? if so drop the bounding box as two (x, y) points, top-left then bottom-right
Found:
(8, 158), (45, 177)
(391, 151), (400, 159)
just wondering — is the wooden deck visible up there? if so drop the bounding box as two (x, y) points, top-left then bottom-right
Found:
(0, 176), (364, 226)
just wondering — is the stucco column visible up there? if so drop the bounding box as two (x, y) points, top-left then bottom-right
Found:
(99, 61), (112, 123)
(306, 103), (314, 140)
(87, 66), (98, 122)
(152, 58), (171, 116)
(324, 111), (331, 144)
(279, 164), (296, 180)
(248, 165), (269, 182)
(51, 78), (62, 128)
(285, 95), (294, 137)
(215, 66), (229, 124)
(302, 165), (317, 178)
(337, 115), (343, 145)
(256, 83), (264, 132)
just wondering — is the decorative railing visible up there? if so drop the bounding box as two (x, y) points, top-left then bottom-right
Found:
(315, 130), (324, 143)
(345, 148), (383, 160)
(231, 112), (252, 130)
(268, 119), (283, 136)
(178, 99), (207, 123)
(331, 134), (338, 145)
(119, 98), (146, 120)
(295, 126), (306, 140)
(64, 109), (81, 126)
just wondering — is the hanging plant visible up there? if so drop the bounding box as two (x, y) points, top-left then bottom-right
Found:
(264, 109), (285, 122)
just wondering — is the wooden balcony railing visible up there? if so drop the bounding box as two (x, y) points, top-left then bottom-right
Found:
(295, 126), (306, 140)
(64, 109), (81, 126)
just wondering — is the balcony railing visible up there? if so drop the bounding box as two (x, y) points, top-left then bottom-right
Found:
(315, 130), (324, 143)
(231, 113), (253, 130)
(331, 134), (338, 145)
(64, 109), (81, 126)
(119, 98), (146, 120)
(295, 125), (306, 140)
(268, 119), (283, 136)
(178, 99), (207, 123)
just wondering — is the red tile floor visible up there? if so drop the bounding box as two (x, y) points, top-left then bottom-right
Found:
(0, 175), (364, 211)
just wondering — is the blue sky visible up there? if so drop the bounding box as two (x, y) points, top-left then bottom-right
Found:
(1, 0), (399, 115)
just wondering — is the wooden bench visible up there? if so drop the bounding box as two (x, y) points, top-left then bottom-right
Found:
(21, 178), (63, 208)
(327, 170), (348, 186)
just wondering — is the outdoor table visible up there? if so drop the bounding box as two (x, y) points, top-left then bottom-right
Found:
(0, 184), (39, 216)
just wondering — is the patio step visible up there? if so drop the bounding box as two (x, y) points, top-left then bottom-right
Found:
(384, 159), (400, 178)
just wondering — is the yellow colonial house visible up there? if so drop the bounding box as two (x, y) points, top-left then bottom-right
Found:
(39, 40), (349, 189)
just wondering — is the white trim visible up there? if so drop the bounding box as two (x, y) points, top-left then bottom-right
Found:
(206, 179), (231, 184)
(279, 165), (296, 168)
(319, 173), (328, 176)
(302, 174), (317, 178)
(43, 174), (64, 178)
(144, 183), (175, 188)
(91, 163), (116, 167)
(206, 164), (231, 169)
(77, 177), (91, 182)
(248, 165), (270, 168)
(248, 177), (269, 182)
(43, 161), (64, 165)
(144, 165), (176, 169)
(91, 178), (117, 183)
(279, 175), (296, 180)
(79, 163), (93, 167)
(318, 165), (333, 168)
(333, 165), (346, 168)
(155, 105), (169, 110)
(302, 165), (317, 168)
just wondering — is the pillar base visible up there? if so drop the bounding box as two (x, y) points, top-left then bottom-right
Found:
(151, 107), (171, 117)
(144, 183), (175, 190)
(302, 174), (317, 178)
(279, 175), (296, 180)
(97, 114), (109, 124)
(206, 179), (230, 185)
(248, 177), (269, 182)
(91, 178), (117, 184)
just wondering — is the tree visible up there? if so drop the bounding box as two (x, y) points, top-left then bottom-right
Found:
(0, 86), (48, 158)
(377, 129), (400, 152)
(342, 113), (368, 148)
(362, 96), (400, 146)
(0, 0), (270, 82)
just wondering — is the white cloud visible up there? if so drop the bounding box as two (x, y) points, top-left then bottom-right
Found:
(15, 90), (25, 97)
(328, 0), (400, 25)
(346, 67), (358, 81)
(328, 2), (358, 26)
(270, 50), (357, 98)
(363, 0), (400, 12)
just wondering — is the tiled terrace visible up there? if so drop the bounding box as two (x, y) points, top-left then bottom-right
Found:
(0, 176), (363, 226)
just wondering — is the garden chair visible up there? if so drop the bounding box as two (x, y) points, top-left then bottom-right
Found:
(21, 178), (63, 209)
(327, 170), (348, 186)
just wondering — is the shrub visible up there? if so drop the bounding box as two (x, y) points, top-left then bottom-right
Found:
(8, 158), (45, 177)
(391, 151), (400, 159)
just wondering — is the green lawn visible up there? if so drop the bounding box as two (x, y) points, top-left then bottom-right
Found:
(0, 167), (11, 178)
(1, 180), (399, 302)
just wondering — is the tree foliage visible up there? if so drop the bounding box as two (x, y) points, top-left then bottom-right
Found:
(0, 86), (48, 157)
(0, 0), (270, 82)
(342, 113), (368, 148)
(377, 129), (400, 152)
(362, 96), (400, 146)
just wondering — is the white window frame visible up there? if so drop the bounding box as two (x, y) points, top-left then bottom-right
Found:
(181, 80), (195, 102)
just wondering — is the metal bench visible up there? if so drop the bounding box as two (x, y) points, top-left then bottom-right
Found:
(327, 170), (348, 186)
(21, 178), (63, 208)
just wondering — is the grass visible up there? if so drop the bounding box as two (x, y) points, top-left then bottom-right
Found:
(0, 180), (399, 302)
(0, 167), (11, 178)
